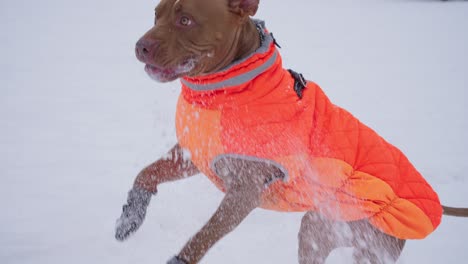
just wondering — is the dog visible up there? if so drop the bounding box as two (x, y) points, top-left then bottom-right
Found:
(115, 1), (468, 263)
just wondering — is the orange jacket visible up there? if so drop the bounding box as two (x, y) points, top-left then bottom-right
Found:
(175, 22), (442, 239)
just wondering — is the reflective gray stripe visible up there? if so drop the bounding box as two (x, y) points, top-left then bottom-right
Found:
(210, 154), (289, 186)
(221, 19), (272, 70)
(182, 50), (278, 91)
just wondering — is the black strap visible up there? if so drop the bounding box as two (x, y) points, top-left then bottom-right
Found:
(270, 33), (282, 48)
(288, 69), (307, 99)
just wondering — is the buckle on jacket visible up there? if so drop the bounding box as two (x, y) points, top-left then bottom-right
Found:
(288, 69), (307, 99)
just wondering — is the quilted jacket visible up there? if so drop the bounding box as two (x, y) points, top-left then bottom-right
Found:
(175, 21), (442, 239)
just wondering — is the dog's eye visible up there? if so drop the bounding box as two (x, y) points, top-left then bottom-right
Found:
(179, 16), (192, 26)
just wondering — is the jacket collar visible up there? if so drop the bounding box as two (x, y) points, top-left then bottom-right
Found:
(181, 20), (279, 92)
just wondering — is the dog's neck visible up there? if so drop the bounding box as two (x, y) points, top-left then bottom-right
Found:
(232, 19), (262, 63)
(205, 19), (261, 74)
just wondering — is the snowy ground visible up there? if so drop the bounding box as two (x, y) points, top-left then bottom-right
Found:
(2, 0), (468, 263)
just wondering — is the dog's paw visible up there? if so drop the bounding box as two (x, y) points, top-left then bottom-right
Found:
(167, 256), (188, 264)
(115, 187), (152, 241)
(115, 210), (141, 241)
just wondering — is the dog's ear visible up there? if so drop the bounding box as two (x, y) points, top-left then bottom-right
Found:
(228, 0), (259, 17)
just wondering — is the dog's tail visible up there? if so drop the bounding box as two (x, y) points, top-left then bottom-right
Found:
(442, 205), (468, 217)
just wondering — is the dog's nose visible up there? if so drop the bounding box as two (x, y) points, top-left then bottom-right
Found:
(135, 38), (159, 63)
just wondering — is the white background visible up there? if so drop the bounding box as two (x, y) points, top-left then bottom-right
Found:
(2, 0), (468, 263)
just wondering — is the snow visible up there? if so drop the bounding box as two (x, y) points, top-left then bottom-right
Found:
(1, 0), (467, 263)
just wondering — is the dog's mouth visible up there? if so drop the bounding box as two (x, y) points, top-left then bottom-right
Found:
(144, 59), (197, 83)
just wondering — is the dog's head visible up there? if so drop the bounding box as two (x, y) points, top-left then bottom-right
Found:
(135, 0), (259, 82)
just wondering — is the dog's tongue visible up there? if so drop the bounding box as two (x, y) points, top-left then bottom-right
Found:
(145, 60), (196, 83)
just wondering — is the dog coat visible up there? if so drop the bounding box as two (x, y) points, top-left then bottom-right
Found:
(175, 21), (442, 239)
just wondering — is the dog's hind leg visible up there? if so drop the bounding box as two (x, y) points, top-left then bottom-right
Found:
(298, 212), (405, 264)
(348, 220), (405, 264)
(298, 212), (350, 264)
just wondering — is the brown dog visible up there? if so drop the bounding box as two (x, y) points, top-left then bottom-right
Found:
(115, 1), (468, 263)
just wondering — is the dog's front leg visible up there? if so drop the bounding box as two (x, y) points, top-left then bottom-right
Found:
(115, 144), (199, 241)
(172, 157), (284, 264)
(175, 184), (260, 264)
